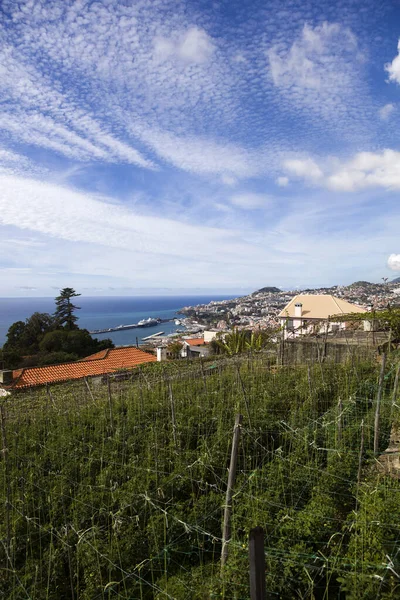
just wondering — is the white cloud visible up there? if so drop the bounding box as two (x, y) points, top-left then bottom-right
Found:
(267, 22), (369, 133)
(133, 126), (266, 178)
(327, 150), (400, 191)
(276, 176), (289, 187)
(180, 27), (214, 63)
(0, 44), (155, 169)
(379, 103), (395, 120)
(268, 23), (358, 92)
(282, 149), (400, 192)
(154, 27), (215, 64)
(221, 174), (238, 186)
(388, 254), (400, 271)
(0, 173), (310, 292)
(230, 193), (273, 209)
(385, 40), (400, 85)
(284, 158), (323, 181)
(0, 174), (271, 265)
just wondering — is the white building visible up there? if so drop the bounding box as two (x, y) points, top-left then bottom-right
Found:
(181, 338), (210, 358)
(278, 294), (367, 339)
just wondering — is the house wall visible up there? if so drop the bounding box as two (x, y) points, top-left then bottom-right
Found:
(204, 330), (219, 343)
(281, 318), (346, 339)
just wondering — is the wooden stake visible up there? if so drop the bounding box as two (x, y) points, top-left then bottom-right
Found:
(236, 364), (252, 428)
(249, 527), (266, 600)
(168, 382), (178, 450)
(374, 353), (386, 454)
(84, 376), (95, 403)
(337, 398), (343, 445)
(221, 414), (243, 569)
(107, 376), (115, 435)
(391, 363), (400, 417)
(46, 383), (56, 407)
(307, 365), (313, 398)
(200, 357), (208, 395)
(357, 419), (365, 488)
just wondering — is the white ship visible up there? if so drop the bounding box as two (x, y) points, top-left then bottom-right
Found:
(137, 317), (159, 327)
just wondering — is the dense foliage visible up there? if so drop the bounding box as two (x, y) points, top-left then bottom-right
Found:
(332, 307), (400, 337)
(0, 289), (113, 369)
(1, 353), (399, 598)
(210, 328), (275, 356)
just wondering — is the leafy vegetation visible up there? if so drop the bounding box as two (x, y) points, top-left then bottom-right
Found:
(332, 307), (400, 344)
(167, 340), (184, 359)
(210, 328), (275, 356)
(0, 289), (113, 369)
(1, 352), (399, 598)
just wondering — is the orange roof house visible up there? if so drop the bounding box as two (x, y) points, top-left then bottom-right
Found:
(181, 337), (210, 358)
(278, 294), (367, 339)
(2, 347), (156, 390)
(184, 338), (207, 347)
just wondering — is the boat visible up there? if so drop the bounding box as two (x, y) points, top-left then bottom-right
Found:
(137, 317), (159, 327)
(89, 317), (163, 335)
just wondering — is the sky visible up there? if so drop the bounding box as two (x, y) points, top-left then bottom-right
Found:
(1, 0), (400, 296)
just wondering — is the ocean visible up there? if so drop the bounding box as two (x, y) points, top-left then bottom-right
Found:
(0, 295), (238, 347)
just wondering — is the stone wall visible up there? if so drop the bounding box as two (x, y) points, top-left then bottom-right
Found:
(279, 338), (378, 365)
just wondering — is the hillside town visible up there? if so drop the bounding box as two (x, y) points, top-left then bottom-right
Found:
(178, 280), (400, 332)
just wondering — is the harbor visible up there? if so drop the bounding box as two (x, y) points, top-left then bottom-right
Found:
(89, 317), (171, 335)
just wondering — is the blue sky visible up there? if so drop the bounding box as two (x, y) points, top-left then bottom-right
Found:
(1, 0), (400, 296)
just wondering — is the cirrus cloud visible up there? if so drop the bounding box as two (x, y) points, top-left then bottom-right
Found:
(230, 193), (274, 209)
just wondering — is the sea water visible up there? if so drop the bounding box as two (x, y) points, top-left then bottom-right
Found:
(0, 295), (237, 346)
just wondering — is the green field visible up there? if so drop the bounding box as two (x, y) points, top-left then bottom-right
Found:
(1, 354), (400, 599)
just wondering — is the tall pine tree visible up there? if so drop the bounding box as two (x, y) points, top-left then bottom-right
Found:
(54, 288), (81, 330)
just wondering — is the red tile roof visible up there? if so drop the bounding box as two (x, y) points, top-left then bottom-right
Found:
(7, 347), (156, 389)
(79, 349), (110, 361)
(184, 338), (206, 346)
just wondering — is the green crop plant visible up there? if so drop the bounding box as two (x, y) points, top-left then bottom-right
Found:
(0, 353), (399, 599)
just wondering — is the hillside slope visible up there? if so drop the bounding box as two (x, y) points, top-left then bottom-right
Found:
(1, 355), (399, 599)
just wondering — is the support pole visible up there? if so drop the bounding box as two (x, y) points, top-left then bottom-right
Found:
(84, 376), (95, 403)
(107, 376), (115, 435)
(337, 398), (343, 445)
(356, 419), (365, 513)
(374, 353), (386, 454)
(391, 363), (400, 418)
(168, 382), (178, 450)
(249, 527), (266, 600)
(221, 414), (243, 569)
(357, 419), (365, 488)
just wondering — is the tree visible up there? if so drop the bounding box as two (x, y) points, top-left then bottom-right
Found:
(3, 313), (54, 354)
(54, 288), (81, 330)
(4, 321), (27, 351)
(23, 312), (55, 351)
(39, 328), (114, 358)
(168, 341), (183, 359)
